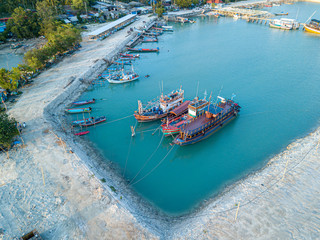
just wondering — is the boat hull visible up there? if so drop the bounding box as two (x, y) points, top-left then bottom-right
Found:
(304, 25), (320, 34)
(174, 113), (238, 146)
(269, 23), (292, 30)
(65, 108), (91, 114)
(134, 113), (168, 122)
(107, 76), (139, 84)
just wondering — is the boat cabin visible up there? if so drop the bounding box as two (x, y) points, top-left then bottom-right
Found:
(188, 98), (209, 117)
(309, 19), (320, 29)
(159, 89), (184, 112)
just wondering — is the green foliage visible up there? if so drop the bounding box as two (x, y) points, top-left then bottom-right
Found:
(109, 186), (117, 192)
(100, 178), (106, 183)
(72, 0), (89, 10)
(0, 68), (18, 91)
(6, 7), (40, 39)
(0, 112), (19, 149)
(155, 3), (165, 18)
(175, 0), (193, 8)
(36, 0), (57, 36)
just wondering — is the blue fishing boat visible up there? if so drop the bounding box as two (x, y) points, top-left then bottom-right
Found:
(80, 116), (107, 127)
(112, 60), (132, 65)
(73, 98), (95, 106)
(141, 37), (158, 42)
(173, 96), (240, 146)
(65, 107), (92, 114)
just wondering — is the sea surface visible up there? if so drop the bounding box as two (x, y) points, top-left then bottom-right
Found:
(0, 52), (23, 69)
(75, 2), (320, 215)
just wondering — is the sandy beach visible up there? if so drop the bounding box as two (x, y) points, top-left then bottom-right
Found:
(1, 8), (320, 240)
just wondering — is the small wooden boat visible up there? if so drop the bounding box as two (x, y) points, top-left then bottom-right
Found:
(304, 19), (320, 34)
(162, 26), (174, 31)
(112, 60), (132, 65)
(275, 12), (289, 16)
(265, 4), (272, 7)
(120, 53), (140, 58)
(72, 117), (93, 125)
(141, 37), (158, 42)
(134, 88), (184, 122)
(73, 98), (95, 106)
(80, 116), (106, 127)
(74, 131), (90, 136)
(107, 72), (139, 84)
(127, 47), (159, 53)
(65, 107), (92, 114)
(120, 57), (136, 60)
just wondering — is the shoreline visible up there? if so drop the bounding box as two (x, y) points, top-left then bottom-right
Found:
(2, 4), (320, 239)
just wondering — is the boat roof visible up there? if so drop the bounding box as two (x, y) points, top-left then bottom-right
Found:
(183, 104), (227, 132)
(169, 100), (191, 116)
(311, 19), (320, 23)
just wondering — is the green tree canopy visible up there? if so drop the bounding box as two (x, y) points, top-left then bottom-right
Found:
(155, 3), (165, 17)
(0, 68), (19, 91)
(72, 0), (89, 10)
(0, 112), (19, 149)
(175, 0), (192, 8)
(6, 7), (40, 39)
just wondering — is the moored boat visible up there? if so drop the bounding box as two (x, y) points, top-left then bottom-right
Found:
(141, 37), (158, 42)
(269, 18), (299, 30)
(73, 98), (95, 106)
(72, 117), (93, 125)
(80, 116), (106, 127)
(275, 12), (289, 16)
(161, 98), (209, 136)
(134, 88), (184, 122)
(127, 47), (159, 52)
(65, 107), (92, 114)
(112, 60), (132, 65)
(74, 131), (90, 136)
(161, 25), (174, 32)
(107, 72), (139, 84)
(120, 53), (140, 58)
(304, 19), (320, 34)
(173, 96), (240, 146)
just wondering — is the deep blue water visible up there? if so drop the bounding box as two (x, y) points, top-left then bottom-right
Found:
(75, 2), (320, 215)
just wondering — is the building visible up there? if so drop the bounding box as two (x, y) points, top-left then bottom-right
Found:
(87, 14), (137, 40)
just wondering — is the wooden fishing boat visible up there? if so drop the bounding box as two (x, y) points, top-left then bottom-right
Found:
(152, 27), (163, 33)
(269, 18), (299, 30)
(127, 47), (159, 53)
(65, 107), (92, 114)
(161, 98), (209, 136)
(173, 96), (240, 146)
(73, 98), (95, 106)
(120, 53), (140, 58)
(162, 26), (174, 32)
(107, 72), (139, 84)
(80, 116), (106, 127)
(134, 88), (184, 122)
(275, 12), (289, 16)
(143, 32), (160, 37)
(72, 117), (94, 125)
(120, 57), (136, 60)
(304, 19), (320, 34)
(112, 60), (132, 65)
(74, 131), (90, 136)
(141, 37), (158, 42)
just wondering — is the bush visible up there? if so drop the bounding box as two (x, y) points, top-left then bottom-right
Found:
(0, 112), (19, 149)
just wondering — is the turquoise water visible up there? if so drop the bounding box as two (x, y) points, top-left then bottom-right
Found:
(0, 52), (23, 69)
(76, 2), (320, 215)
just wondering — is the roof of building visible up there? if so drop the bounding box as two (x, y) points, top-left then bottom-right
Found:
(88, 14), (136, 36)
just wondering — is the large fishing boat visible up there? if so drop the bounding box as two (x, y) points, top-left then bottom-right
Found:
(134, 89), (184, 122)
(304, 19), (320, 34)
(161, 98), (209, 136)
(173, 96), (240, 146)
(269, 18), (300, 30)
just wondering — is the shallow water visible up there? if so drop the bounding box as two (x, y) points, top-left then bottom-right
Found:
(0, 52), (23, 69)
(75, 2), (320, 215)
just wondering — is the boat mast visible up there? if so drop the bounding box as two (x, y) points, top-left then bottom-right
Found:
(138, 100), (143, 114)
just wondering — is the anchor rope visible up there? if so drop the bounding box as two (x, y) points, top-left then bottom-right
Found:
(123, 121), (138, 176)
(129, 134), (164, 185)
(130, 144), (175, 186)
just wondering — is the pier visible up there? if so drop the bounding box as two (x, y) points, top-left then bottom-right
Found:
(126, 20), (156, 48)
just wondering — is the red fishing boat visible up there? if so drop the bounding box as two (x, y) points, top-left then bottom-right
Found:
(134, 89), (184, 122)
(74, 131), (90, 136)
(127, 47), (159, 53)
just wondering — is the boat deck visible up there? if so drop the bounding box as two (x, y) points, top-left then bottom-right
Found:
(183, 104), (230, 131)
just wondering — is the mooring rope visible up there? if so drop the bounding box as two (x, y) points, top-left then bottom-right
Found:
(129, 134), (164, 185)
(123, 121), (138, 177)
(130, 144), (175, 186)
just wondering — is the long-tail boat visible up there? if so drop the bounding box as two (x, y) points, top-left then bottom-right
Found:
(161, 98), (209, 136)
(141, 37), (158, 42)
(72, 117), (94, 125)
(120, 53), (140, 58)
(161, 26), (174, 32)
(74, 131), (90, 136)
(127, 47), (159, 53)
(73, 98), (95, 106)
(80, 116), (106, 127)
(173, 96), (240, 146)
(134, 88), (184, 122)
(304, 19), (320, 34)
(65, 107), (92, 114)
(112, 60), (132, 65)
